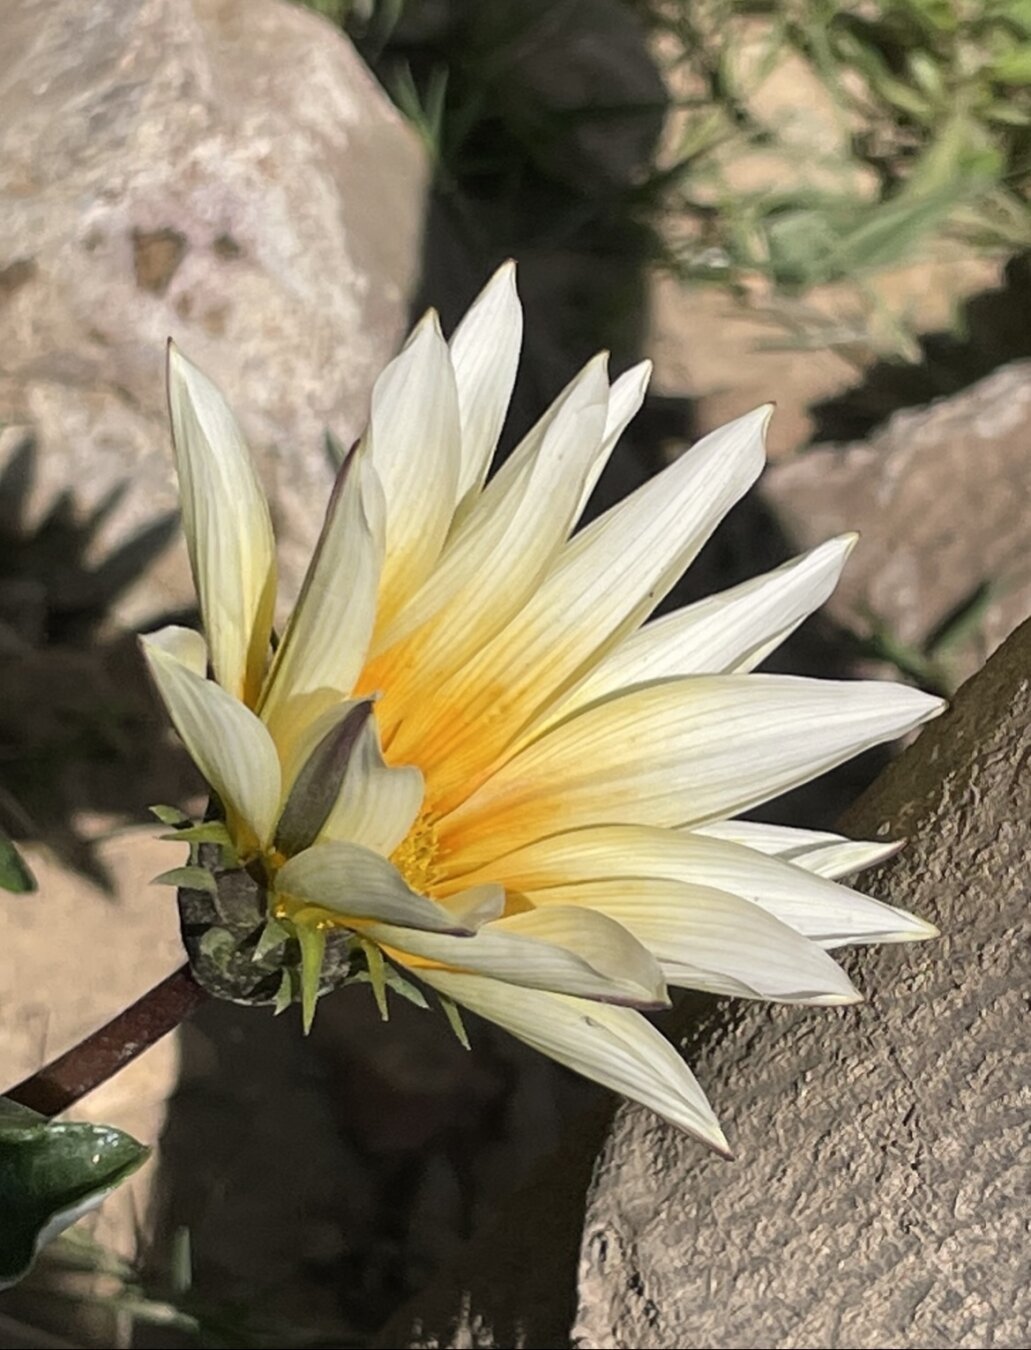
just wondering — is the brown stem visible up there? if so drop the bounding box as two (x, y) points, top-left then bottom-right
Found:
(4, 964), (208, 1118)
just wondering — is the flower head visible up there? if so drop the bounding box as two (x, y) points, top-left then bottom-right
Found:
(145, 263), (942, 1154)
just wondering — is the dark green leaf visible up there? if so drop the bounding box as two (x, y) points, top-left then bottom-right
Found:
(0, 1098), (149, 1290)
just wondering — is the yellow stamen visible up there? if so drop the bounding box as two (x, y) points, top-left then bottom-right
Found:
(390, 811), (441, 894)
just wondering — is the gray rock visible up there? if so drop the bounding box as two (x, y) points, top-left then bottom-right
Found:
(572, 619), (1031, 1350)
(0, 0), (427, 627)
(763, 362), (1031, 686)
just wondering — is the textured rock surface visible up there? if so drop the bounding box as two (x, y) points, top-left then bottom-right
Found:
(763, 362), (1031, 685)
(374, 621), (1030, 1349)
(573, 618), (1030, 1350)
(0, 0), (427, 625)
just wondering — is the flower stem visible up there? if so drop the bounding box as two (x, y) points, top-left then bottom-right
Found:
(4, 964), (208, 1117)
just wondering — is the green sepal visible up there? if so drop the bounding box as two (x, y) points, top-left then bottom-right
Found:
(0, 1098), (149, 1290)
(352, 955), (430, 1011)
(253, 917), (289, 963)
(296, 923), (327, 1035)
(438, 995), (471, 1051)
(149, 804), (191, 827)
(176, 840), (356, 1008)
(360, 939), (390, 1022)
(153, 865), (218, 896)
(160, 821), (235, 850)
(273, 969), (296, 1016)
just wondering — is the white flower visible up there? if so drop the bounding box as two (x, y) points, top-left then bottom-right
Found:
(144, 263), (942, 1155)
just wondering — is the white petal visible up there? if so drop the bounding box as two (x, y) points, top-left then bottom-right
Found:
(453, 823), (934, 948)
(259, 452), (384, 762)
(319, 712), (424, 857)
(275, 842), (468, 933)
(362, 905), (667, 1008)
(449, 260), (523, 513)
(439, 883), (507, 928)
(413, 970), (729, 1152)
(575, 359), (652, 516)
(697, 820), (906, 879)
(141, 634), (281, 849)
(523, 876), (860, 1003)
(533, 535), (856, 735)
(405, 407), (770, 811)
(367, 356), (610, 738)
(141, 624), (208, 678)
(166, 344), (276, 703)
(439, 674), (945, 869)
(364, 311), (462, 625)
(493, 905), (668, 1005)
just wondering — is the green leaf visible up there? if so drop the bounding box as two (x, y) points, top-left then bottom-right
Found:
(0, 831), (36, 893)
(0, 1098), (149, 1290)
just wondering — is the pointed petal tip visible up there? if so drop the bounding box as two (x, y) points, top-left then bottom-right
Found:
(702, 1120), (733, 1159)
(413, 307), (444, 339)
(597, 994), (672, 1013)
(814, 531), (859, 562)
(615, 358), (653, 397)
(912, 688), (949, 723)
(893, 910), (940, 941)
(823, 986), (864, 1007)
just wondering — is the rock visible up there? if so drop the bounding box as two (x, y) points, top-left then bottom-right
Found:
(572, 618), (1031, 1350)
(762, 362), (1031, 686)
(0, 0), (428, 628)
(373, 619), (1031, 1349)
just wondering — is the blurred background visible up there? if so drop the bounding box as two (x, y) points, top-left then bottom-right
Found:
(0, 0), (1028, 1344)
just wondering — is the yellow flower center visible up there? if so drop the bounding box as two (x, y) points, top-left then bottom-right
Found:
(390, 811), (441, 894)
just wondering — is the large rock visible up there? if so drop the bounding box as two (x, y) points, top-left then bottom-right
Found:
(374, 619), (1031, 1349)
(0, 0), (428, 626)
(572, 618), (1031, 1350)
(763, 362), (1031, 687)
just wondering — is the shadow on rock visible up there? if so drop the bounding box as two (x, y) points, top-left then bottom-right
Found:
(0, 434), (199, 889)
(811, 251), (1031, 442)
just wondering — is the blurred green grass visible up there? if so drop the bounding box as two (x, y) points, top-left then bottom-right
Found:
(301, 0), (1030, 360)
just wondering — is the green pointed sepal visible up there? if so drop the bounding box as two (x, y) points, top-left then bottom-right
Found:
(0, 1098), (149, 1290)
(174, 838), (357, 1011)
